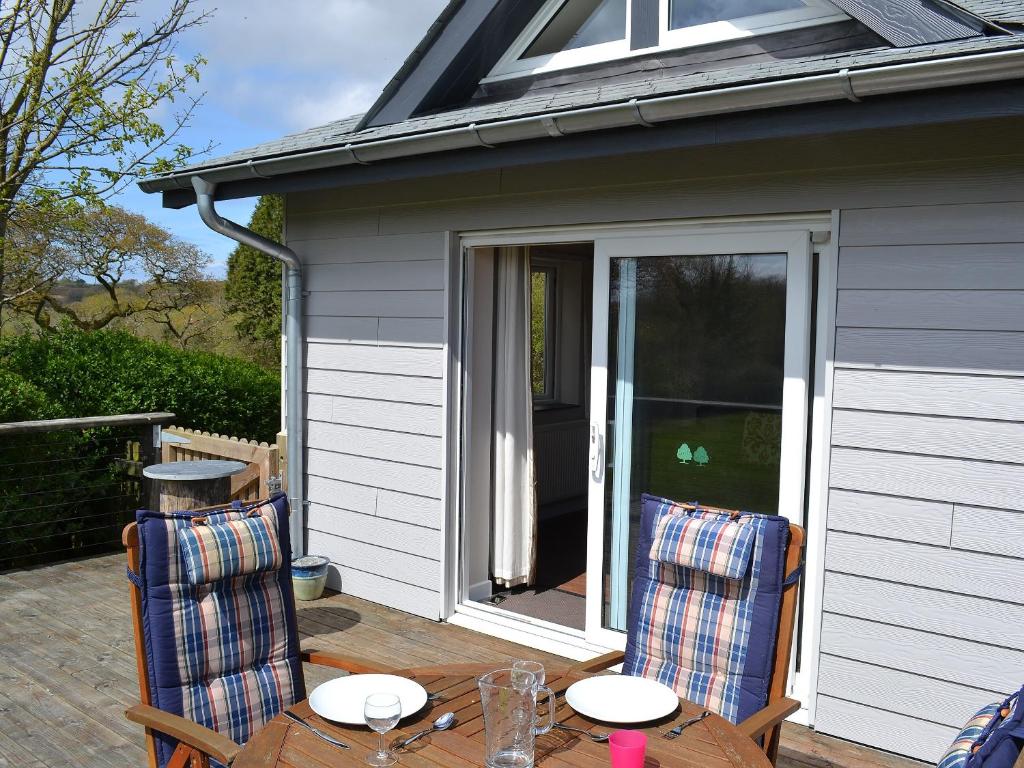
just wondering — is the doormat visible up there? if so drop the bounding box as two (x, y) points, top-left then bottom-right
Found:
(487, 588), (585, 631)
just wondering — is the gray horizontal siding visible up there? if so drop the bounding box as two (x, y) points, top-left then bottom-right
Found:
(817, 202), (1024, 761)
(291, 213), (449, 620)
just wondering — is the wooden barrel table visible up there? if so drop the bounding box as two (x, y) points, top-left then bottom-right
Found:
(142, 459), (247, 512)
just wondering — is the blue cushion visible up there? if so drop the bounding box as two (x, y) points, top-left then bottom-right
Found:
(135, 493), (304, 768)
(941, 688), (1024, 768)
(623, 493), (790, 724)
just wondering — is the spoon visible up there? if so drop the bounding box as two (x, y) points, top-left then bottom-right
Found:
(392, 712), (456, 750)
(552, 723), (610, 742)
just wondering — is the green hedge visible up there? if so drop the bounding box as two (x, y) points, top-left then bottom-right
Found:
(0, 327), (281, 442)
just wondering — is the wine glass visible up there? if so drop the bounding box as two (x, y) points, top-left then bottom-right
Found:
(364, 692), (402, 766)
(512, 660), (545, 690)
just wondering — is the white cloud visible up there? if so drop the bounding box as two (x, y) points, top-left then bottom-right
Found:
(188, 0), (448, 131)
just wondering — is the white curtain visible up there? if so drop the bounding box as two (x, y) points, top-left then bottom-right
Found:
(491, 246), (537, 588)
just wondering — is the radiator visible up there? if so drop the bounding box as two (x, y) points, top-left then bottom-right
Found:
(534, 420), (589, 506)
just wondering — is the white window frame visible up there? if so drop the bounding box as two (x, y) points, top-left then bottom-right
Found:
(484, 0), (846, 83)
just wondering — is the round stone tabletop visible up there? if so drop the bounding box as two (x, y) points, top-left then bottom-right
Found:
(143, 460), (247, 481)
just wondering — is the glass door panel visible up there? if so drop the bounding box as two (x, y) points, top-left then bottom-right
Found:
(586, 230), (811, 641)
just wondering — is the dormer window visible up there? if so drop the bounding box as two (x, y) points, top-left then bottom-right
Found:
(486, 0), (846, 82)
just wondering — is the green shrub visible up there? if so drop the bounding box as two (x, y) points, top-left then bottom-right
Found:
(0, 369), (59, 422)
(0, 326), (281, 442)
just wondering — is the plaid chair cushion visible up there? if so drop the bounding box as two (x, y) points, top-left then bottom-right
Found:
(623, 494), (791, 724)
(135, 493), (304, 768)
(179, 509), (284, 585)
(651, 512), (757, 580)
(940, 689), (1024, 768)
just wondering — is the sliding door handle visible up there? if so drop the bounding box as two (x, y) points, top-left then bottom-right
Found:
(590, 425), (604, 481)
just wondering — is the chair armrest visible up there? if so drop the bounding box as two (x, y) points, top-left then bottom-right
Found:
(125, 704), (241, 765)
(1014, 746), (1024, 768)
(571, 650), (626, 674)
(302, 649), (388, 674)
(737, 697), (802, 741)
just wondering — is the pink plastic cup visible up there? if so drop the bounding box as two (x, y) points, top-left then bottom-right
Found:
(608, 729), (647, 768)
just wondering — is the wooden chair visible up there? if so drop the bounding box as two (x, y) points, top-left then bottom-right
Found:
(573, 497), (805, 766)
(123, 496), (385, 768)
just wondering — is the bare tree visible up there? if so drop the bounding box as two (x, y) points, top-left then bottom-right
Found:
(20, 203), (210, 331)
(0, 0), (209, 328)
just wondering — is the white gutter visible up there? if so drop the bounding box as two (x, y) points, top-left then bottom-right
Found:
(192, 177), (307, 558)
(141, 46), (1024, 195)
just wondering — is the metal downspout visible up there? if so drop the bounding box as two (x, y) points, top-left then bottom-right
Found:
(192, 176), (306, 557)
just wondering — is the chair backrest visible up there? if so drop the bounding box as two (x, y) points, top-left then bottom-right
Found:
(623, 494), (804, 749)
(124, 492), (305, 768)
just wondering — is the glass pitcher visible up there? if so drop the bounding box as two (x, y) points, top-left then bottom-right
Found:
(477, 668), (555, 768)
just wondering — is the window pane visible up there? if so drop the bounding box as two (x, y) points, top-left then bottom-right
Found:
(523, 0), (626, 59)
(602, 253), (788, 630)
(531, 270), (549, 396)
(669, 0), (807, 29)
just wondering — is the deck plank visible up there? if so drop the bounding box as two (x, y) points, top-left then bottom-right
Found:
(0, 553), (929, 768)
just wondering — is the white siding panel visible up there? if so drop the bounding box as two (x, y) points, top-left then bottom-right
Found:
(822, 572), (1024, 648)
(840, 202), (1024, 246)
(306, 370), (441, 405)
(829, 447), (1024, 513)
(838, 244), (1024, 290)
(817, 655), (1003, 729)
(831, 410), (1024, 465)
(306, 316), (378, 345)
(292, 232), (445, 263)
(952, 506), (1024, 558)
(322, 561), (440, 621)
(330, 397), (443, 437)
(306, 393), (334, 422)
(377, 490), (443, 529)
(837, 289), (1024, 331)
(306, 448), (443, 499)
(307, 421), (442, 469)
(832, 369), (1024, 422)
(824, 531), (1024, 603)
(378, 318), (445, 347)
(813, 696), (957, 764)
(306, 529), (440, 591)
(306, 475), (378, 516)
(304, 260), (444, 292)
(305, 291), (444, 318)
(306, 343), (443, 377)
(835, 327), (1024, 375)
(826, 489), (951, 546)
(819, 613), (1024, 693)
(307, 503), (440, 560)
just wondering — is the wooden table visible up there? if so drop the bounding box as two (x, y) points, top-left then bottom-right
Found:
(142, 459), (246, 511)
(235, 663), (772, 768)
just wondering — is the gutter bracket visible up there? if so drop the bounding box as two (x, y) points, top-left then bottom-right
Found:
(246, 159), (271, 179)
(838, 68), (861, 103)
(467, 123), (495, 148)
(628, 99), (655, 128)
(344, 143), (372, 166)
(541, 116), (565, 137)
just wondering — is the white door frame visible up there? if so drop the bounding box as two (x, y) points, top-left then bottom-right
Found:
(448, 215), (834, 723)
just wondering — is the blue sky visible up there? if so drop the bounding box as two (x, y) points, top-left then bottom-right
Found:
(122, 0), (448, 277)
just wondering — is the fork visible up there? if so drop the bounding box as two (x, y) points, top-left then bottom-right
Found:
(283, 710), (350, 750)
(553, 722), (610, 742)
(664, 710), (711, 739)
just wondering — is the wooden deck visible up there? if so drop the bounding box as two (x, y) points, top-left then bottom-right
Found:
(0, 553), (928, 768)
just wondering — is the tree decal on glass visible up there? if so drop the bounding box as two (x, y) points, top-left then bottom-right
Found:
(676, 443), (692, 464)
(694, 446), (710, 467)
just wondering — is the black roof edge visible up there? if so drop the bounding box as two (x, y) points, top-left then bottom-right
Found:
(161, 80), (1024, 209)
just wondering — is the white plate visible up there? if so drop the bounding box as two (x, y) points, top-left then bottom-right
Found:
(309, 674), (428, 724)
(565, 675), (680, 724)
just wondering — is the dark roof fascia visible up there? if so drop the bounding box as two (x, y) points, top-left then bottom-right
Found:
(160, 79), (1024, 209)
(831, 0), (989, 45)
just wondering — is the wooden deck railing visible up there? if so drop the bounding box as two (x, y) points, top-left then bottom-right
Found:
(160, 427), (280, 501)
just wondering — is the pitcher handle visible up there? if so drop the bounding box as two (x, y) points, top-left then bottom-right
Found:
(534, 685), (556, 736)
